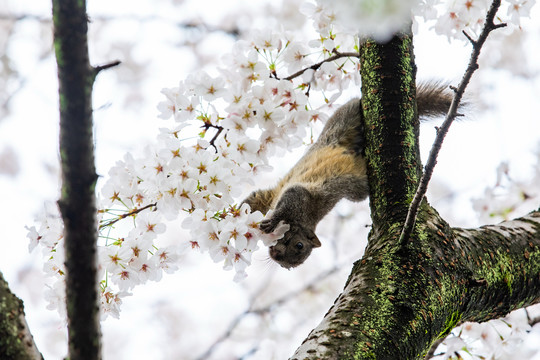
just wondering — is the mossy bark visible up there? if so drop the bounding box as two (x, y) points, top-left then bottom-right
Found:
(360, 34), (421, 235)
(0, 272), (43, 360)
(291, 31), (540, 360)
(52, 0), (102, 359)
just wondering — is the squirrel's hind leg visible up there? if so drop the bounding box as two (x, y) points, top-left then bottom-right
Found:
(242, 189), (275, 214)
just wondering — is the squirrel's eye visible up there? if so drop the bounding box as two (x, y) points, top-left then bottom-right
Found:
(295, 242), (304, 250)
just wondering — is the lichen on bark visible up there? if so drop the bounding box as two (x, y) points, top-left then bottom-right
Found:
(360, 32), (421, 235)
(292, 26), (540, 360)
(0, 272), (43, 360)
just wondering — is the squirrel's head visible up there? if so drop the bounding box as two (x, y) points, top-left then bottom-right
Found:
(269, 223), (321, 269)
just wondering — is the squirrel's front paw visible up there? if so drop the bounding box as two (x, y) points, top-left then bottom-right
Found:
(260, 218), (278, 233)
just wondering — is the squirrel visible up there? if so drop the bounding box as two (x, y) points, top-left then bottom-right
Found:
(242, 82), (457, 269)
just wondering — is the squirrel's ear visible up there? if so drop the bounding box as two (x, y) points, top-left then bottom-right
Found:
(310, 233), (321, 248)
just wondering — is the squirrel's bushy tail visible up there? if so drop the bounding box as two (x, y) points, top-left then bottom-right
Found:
(314, 81), (460, 150)
(416, 81), (456, 118)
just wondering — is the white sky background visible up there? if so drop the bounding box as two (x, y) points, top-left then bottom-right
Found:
(0, 0), (540, 359)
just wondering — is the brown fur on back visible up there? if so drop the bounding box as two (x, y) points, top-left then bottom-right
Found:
(242, 82), (461, 269)
(272, 145), (365, 208)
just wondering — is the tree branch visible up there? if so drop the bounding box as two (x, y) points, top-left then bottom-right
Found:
(52, 0), (102, 358)
(525, 308), (540, 327)
(424, 337), (444, 360)
(399, 0), (507, 245)
(360, 31), (420, 233)
(0, 13), (241, 38)
(292, 208), (540, 359)
(203, 124), (225, 152)
(197, 266), (341, 360)
(93, 60), (121, 78)
(99, 203), (157, 229)
(283, 50), (360, 81)
(0, 272), (43, 360)
(291, 2), (530, 358)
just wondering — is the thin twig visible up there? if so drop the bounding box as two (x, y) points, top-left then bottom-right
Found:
(0, 13), (241, 37)
(209, 125), (224, 152)
(0, 13), (49, 22)
(525, 308), (540, 327)
(283, 50), (360, 81)
(202, 48), (359, 147)
(424, 337), (445, 359)
(93, 60), (121, 77)
(99, 202), (156, 229)
(195, 266), (341, 360)
(238, 346), (259, 360)
(399, 0), (507, 245)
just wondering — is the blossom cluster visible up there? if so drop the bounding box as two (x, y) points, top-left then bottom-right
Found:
(472, 152), (540, 224)
(428, 147), (540, 358)
(27, 0), (536, 324)
(29, 4), (363, 320)
(434, 305), (540, 359)
(413, 0), (536, 39)
(310, 0), (536, 40)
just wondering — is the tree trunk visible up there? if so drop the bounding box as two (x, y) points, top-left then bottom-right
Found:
(52, 0), (102, 359)
(291, 31), (540, 360)
(0, 272), (43, 360)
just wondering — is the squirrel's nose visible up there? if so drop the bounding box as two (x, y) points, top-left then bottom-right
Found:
(268, 246), (282, 260)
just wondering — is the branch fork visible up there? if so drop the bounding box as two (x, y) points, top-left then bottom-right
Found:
(399, 0), (507, 245)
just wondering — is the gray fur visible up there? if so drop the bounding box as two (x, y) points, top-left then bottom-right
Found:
(244, 82), (456, 269)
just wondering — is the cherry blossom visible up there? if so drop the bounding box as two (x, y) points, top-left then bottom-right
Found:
(28, 0), (537, 334)
(507, 0), (536, 25)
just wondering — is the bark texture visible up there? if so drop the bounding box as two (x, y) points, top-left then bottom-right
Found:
(52, 0), (102, 359)
(0, 272), (43, 360)
(291, 31), (540, 360)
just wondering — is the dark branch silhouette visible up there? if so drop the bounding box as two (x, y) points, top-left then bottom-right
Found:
(0, 272), (43, 360)
(399, 0), (507, 245)
(283, 50), (360, 81)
